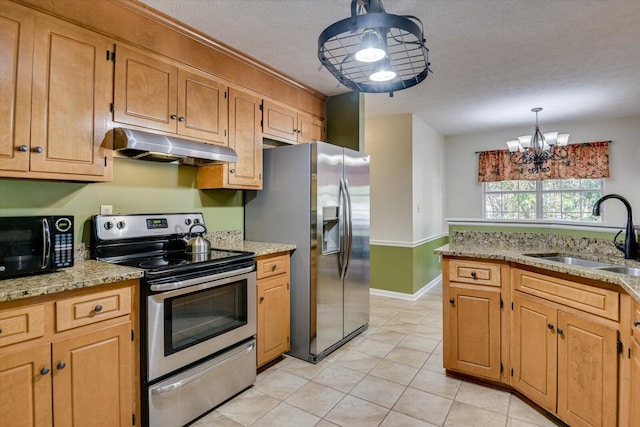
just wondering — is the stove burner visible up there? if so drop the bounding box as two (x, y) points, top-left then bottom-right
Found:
(139, 258), (188, 268)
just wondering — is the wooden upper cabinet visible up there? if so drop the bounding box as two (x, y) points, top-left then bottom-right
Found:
(113, 43), (228, 146)
(0, 4), (113, 181)
(29, 16), (113, 178)
(262, 99), (324, 144)
(298, 111), (324, 143)
(198, 88), (262, 190)
(0, 1), (34, 173)
(113, 44), (177, 133)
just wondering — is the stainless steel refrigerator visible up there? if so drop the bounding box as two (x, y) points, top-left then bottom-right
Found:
(244, 141), (370, 363)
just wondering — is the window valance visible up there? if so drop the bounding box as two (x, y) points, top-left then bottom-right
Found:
(477, 141), (611, 182)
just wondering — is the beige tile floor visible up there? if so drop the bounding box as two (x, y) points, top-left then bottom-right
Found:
(192, 284), (561, 427)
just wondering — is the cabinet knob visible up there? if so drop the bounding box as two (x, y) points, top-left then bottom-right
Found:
(271, 264), (277, 271)
(230, 169), (235, 173)
(449, 298), (455, 304)
(470, 271), (477, 279)
(56, 361), (66, 370)
(33, 146), (43, 153)
(40, 366), (50, 376)
(18, 145), (28, 152)
(94, 304), (103, 313)
(170, 114), (178, 120)
(259, 296), (264, 303)
(547, 323), (554, 330)
(0, 328), (2, 335)
(178, 116), (185, 122)
(557, 328), (564, 335)
(634, 319), (639, 327)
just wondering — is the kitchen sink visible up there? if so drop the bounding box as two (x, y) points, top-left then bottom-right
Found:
(526, 255), (612, 268)
(594, 266), (640, 276)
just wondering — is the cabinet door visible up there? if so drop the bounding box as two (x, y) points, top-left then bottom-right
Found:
(511, 292), (557, 413)
(177, 69), (228, 144)
(446, 283), (501, 380)
(0, 2), (33, 173)
(630, 337), (640, 427)
(262, 99), (298, 142)
(113, 43), (178, 133)
(298, 111), (324, 143)
(197, 88), (262, 189)
(52, 321), (132, 427)
(228, 88), (262, 188)
(30, 16), (112, 177)
(557, 311), (617, 427)
(0, 344), (52, 427)
(257, 274), (290, 367)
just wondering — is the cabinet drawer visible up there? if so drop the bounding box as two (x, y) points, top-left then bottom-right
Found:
(448, 259), (501, 287)
(0, 304), (45, 347)
(55, 287), (132, 332)
(256, 254), (290, 280)
(513, 268), (619, 321)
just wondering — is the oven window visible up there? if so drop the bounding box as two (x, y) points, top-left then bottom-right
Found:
(164, 279), (248, 356)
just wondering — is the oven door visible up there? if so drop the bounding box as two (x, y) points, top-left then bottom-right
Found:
(147, 268), (256, 381)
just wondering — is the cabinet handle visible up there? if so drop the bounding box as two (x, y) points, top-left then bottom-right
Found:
(449, 298), (455, 304)
(634, 319), (639, 327)
(0, 327), (2, 335)
(56, 361), (66, 370)
(178, 116), (185, 122)
(470, 271), (477, 279)
(557, 328), (564, 335)
(259, 296), (264, 303)
(547, 323), (554, 330)
(18, 145), (28, 152)
(40, 366), (50, 376)
(33, 146), (43, 153)
(170, 114), (177, 120)
(230, 169), (235, 173)
(271, 264), (277, 271)
(94, 304), (103, 313)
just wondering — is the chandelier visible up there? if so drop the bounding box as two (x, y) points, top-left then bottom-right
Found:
(317, 0), (430, 96)
(506, 108), (570, 174)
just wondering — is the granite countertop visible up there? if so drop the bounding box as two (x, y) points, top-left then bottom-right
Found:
(0, 237), (295, 303)
(0, 260), (144, 303)
(436, 243), (640, 304)
(213, 240), (296, 257)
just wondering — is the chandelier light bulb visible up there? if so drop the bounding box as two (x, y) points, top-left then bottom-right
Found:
(369, 59), (396, 81)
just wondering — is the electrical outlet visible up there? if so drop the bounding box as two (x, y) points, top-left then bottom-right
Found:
(100, 205), (113, 215)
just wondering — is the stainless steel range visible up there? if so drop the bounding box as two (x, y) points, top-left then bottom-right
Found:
(91, 213), (256, 427)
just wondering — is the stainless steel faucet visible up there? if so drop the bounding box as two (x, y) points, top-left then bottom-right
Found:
(592, 194), (639, 260)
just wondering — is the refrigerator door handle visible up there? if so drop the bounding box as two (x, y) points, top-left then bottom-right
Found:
(339, 178), (349, 280)
(343, 178), (353, 277)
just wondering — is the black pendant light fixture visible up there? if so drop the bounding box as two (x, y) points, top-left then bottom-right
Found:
(318, 0), (430, 96)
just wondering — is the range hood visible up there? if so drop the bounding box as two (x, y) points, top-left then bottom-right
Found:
(113, 128), (238, 164)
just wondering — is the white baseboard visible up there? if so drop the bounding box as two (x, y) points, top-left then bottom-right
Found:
(370, 274), (442, 301)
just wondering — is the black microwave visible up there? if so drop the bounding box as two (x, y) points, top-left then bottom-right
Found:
(0, 216), (74, 279)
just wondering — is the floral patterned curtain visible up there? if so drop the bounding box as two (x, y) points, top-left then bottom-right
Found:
(477, 141), (611, 182)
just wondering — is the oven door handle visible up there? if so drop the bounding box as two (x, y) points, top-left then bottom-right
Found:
(149, 265), (255, 292)
(150, 340), (255, 395)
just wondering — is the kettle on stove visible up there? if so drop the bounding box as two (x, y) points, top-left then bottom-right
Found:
(183, 223), (211, 254)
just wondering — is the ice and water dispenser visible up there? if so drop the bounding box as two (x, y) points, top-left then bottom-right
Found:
(322, 206), (340, 254)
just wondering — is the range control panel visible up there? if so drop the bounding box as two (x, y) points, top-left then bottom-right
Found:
(94, 213), (205, 241)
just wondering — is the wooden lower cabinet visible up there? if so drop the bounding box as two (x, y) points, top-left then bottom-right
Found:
(630, 301), (640, 427)
(446, 283), (502, 380)
(0, 344), (52, 427)
(511, 290), (618, 427)
(0, 281), (136, 427)
(256, 253), (291, 367)
(52, 322), (132, 427)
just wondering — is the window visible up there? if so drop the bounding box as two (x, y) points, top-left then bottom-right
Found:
(484, 178), (603, 222)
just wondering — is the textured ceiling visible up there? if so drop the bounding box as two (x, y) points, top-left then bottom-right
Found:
(139, 0), (640, 136)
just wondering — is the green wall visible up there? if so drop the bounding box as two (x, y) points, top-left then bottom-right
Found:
(326, 92), (364, 151)
(371, 235), (449, 295)
(0, 158), (243, 244)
